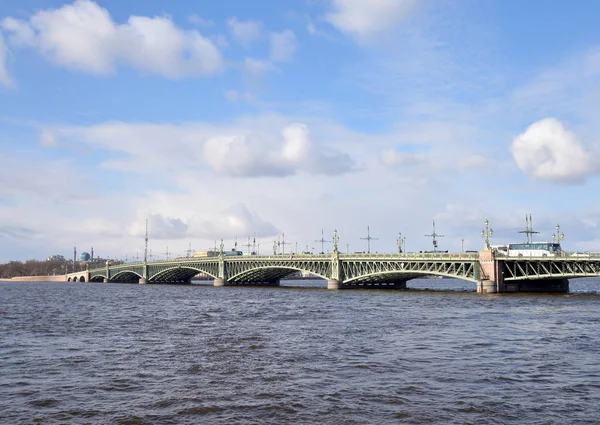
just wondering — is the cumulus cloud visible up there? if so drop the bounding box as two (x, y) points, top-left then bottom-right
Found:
(244, 57), (271, 77)
(511, 118), (594, 183)
(1, 0), (223, 78)
(325, 0), (417, 42)
(270, 30), (296, 62)
(227, 17), (261, 47)
(203, 123), (356, 177)
(40, 120), (356, 178)
(192, 203), (279, 239)
(0, 34), (14, 88)
(127, 204), (278, 242)
(129, 213), (187, 240)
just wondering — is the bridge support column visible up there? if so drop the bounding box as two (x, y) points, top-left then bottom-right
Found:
(103, 278), (109, 283)
(214, 278), (227, 287)
(139, 262), (149, 285)
(327, 279), (340, 290)
(478, 249), (502, 294)
(477, 280), (497, 294)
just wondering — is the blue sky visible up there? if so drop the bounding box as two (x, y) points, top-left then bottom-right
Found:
(1, 0), (600, 262)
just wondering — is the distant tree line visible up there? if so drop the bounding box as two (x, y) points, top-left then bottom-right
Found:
(0, 258), (118, 279)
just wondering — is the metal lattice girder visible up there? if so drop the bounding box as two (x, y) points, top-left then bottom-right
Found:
(147, 260), (220, 282)
(341, 258), (477, 283)
(88, 253), (481, 284)
(502, 258), (600, 280)
(226, 257), (332, 283)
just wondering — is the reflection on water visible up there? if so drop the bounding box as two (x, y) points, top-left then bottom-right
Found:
(1, 278), (599, 424)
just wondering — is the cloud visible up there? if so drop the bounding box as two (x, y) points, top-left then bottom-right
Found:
(188, 14), (214, 28)
(227, 17), (261, 47)
(129, 213), (188, 240)
(379, 149), (426, 168)
(0, 225), (38, 240)
(459, 155), (489, 170)
(203, 123), (356, 177)
(325, 0), (417, 42)
(126, 204), (278, 242)
(270, 30), (296, 62)
(1, 0), (223, 78)
(224, 89), (255, 103)
(192, 203), (279, 239)
(40, 120), (356, 178)
(511, 118), (595, 183)
(244, 57), (271, 77)
(0, 33), (15, 88)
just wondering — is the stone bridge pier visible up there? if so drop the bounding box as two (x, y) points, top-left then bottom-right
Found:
(477, 249), (569, 294)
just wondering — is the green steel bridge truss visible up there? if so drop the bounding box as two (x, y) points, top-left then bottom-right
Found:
(88, 253), (482, 286)
(502, 257), (600, 280)
(87, 253), (600, 287)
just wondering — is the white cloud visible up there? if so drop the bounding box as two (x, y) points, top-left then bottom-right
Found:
(128, 213), (188, 240)
(188, 14), (214, 28)
(192, 203), (279, 239)
(325, 0), (417, 42)
(0, 33), (14, 88)
(1, 0), (223, 78)
(203, 123), (355, 177)
(224, 89), (255, 103)
(270, 30), (296, 62)
(1, 17), (36, 47)
(459, 155), (489, 170)
(227, 17), (261, 47)
(379, 149), (426, 168)
(38, 129), (57, 147)
(511, 118), (595, 183)
(244, 57), (271, 77)
(41, 120), (356, 178)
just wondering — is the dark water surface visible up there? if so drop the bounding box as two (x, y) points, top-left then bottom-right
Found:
(1, 278), (600, 424)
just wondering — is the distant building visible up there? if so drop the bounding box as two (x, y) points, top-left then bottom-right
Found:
(46, 254), (65, 262)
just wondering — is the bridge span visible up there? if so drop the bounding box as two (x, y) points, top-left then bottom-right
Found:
(82, 249), (600, 294)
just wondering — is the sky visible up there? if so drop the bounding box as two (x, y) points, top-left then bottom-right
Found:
(1, 0), (600, 262)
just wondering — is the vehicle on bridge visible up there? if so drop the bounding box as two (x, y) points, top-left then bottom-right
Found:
(504, 242), (563, 257)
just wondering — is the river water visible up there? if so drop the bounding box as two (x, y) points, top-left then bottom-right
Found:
(1, 278), (600, 424)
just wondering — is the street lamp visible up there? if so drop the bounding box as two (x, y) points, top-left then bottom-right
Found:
(481, 219), (493, 250)
(396, 232), (406, 254)
(552, 224), (565, 245)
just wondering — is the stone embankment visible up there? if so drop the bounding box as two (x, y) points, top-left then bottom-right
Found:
(7, 276), (67, 282)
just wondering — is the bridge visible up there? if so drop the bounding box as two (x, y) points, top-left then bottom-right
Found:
(76, 248), (600, 294)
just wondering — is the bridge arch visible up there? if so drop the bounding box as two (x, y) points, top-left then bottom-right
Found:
(343, 270), (478, 286)
(149, 266), (217, 283)
(228, 265), (328, 284)
(90, 275), (105, 282)
(111, 270), (142, 283)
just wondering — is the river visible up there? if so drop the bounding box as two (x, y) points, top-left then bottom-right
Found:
(1, 278), (600, 424)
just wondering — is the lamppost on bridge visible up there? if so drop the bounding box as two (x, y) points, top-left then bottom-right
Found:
(481, 219), (493, 250)
(425, 221), (443, 252)
(315, 229), (331, 254)
(332, 229), (339, 253)
(280, 233), (292, 254)
(552, 224), (565, 245)
(396, 232), (406, 254)
(361, 225), (378, 253)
